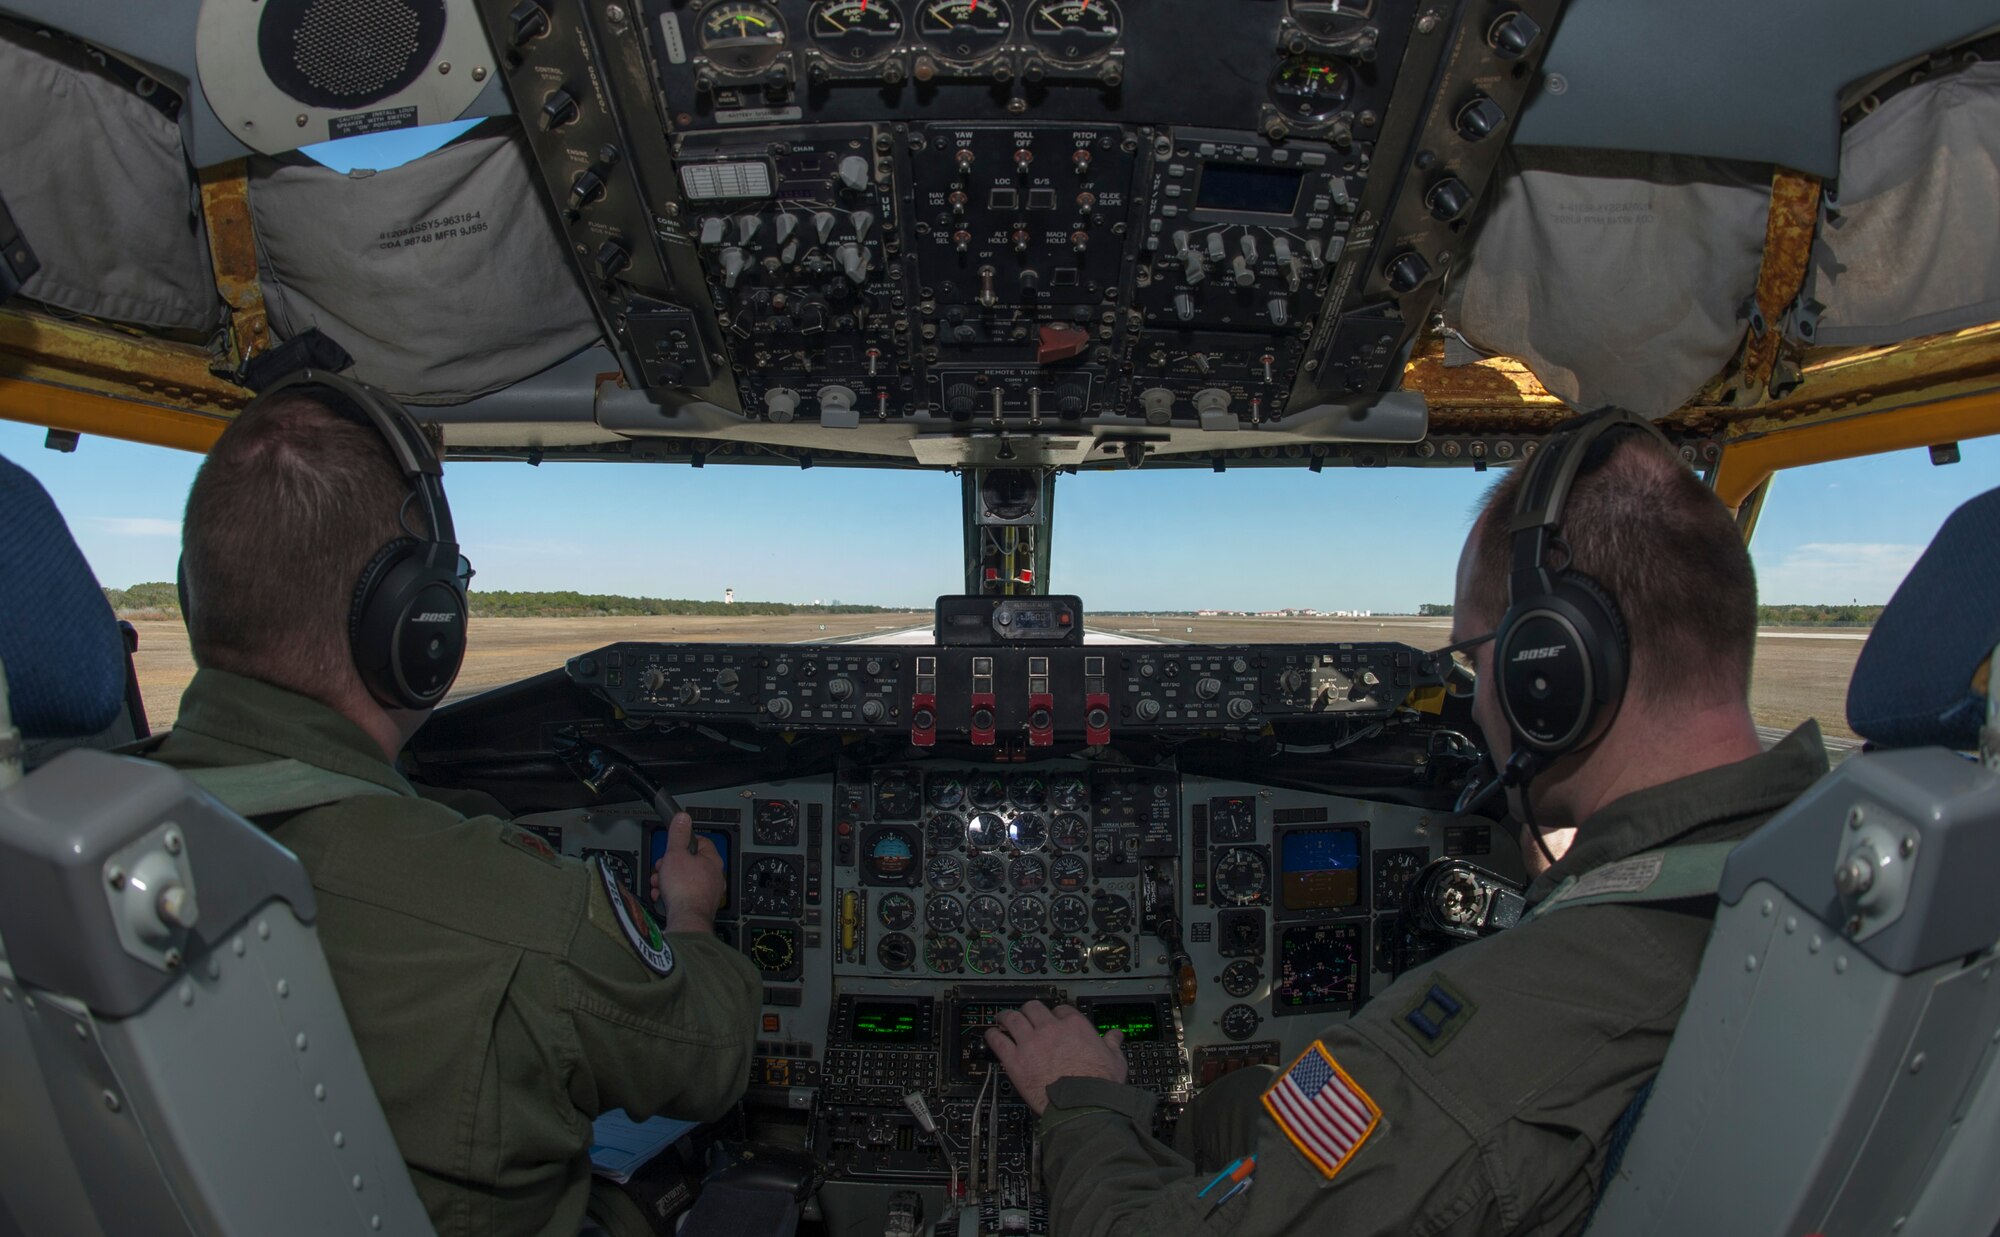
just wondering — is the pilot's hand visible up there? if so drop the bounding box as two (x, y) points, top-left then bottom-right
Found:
(649, 813), (725, 934)
(985, 1000), (1128, 1116)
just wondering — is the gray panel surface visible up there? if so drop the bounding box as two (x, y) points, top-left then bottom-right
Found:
(1515, 0), (2000, 176)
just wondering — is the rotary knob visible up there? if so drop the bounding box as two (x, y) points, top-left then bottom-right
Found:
(827, 677), (856, 702)
(1487, 11), (1543, 57)
(1455, 96), (1506, 142)
(715, 668), (741, 691)
(860, 699), (887, 723)
(1386, 251), (1431, 294)
(1425, 176), (1474, 221)
(766, 696), (794, 721)
(642, 668), (668, 693)
(1134, 699), (1162, 722)
(1195, 677), (1222, 700)
(1280, 668), (1308, 694)
(1226, 697), (1255, 721)
(676, 682), (702, 706)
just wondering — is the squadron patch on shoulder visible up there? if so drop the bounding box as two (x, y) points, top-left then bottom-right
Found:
(1261, 1041), (1381, 1181)
(599, 856), (675, 977)
(501, 826), (561, 866)
(1396, 974), (1477, 1057)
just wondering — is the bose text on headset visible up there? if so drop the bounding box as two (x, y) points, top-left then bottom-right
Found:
(178, 369), (472, 711)
(1452, 408), (1678, 859)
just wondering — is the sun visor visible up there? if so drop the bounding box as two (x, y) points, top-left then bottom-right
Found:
(1803, 61), (2000, 348)
(1448, 148), (1771, 416)
(248, 128), (601, 404)
(0, 27), (220, 332)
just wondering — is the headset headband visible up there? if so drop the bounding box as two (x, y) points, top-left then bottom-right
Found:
(258, 368), (457, 548)
(1505, 409), (1671, 601)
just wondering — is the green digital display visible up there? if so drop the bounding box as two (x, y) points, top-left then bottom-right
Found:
(1087, 1000), (1162, 1043)
(849, 998), (924, 1043)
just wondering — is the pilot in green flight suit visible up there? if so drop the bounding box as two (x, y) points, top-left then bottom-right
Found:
(988, 421), (1831, 1236)
(158, 375), (760, 1237)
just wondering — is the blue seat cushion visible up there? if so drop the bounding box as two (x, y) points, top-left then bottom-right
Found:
(1847, 484), (2000, 750)
(0, 453), (127, 737)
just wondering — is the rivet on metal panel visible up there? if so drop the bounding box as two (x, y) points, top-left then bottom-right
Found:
(233, 937), (246, 957)
(1784, 916), (1798, 934)
(1909, 1053), (1926, 1074)
(1847, 806), (1865, 829)
(207, 959), (221, 979)
(164, 830), (181, 855)
(1899, 836), (1916, 859)
(163, 949), (183, 970)
(179, 982), (195, 1006)
(351, 1174), (364, 1191)
(1836, 956), (1849, 974)
(258, 920), (270, 940)
(314, 1084), (327, 1101)
(1761, 900), (1773, 917)
(333, 1131), (345, 1148)
(1846, 915), (1863, 936)
(1744, 955), (1757, 972)
(276, 979), (290, 998)
(295, 1033), (309, 1052)
(74, 1023), (86, 1039)
(102, 1091), (121, 1113)
(106, 865), (126, 889)
(371, 1216), (382, 1230)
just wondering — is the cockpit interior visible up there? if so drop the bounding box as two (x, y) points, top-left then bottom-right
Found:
(3, 1), (2000, 1235)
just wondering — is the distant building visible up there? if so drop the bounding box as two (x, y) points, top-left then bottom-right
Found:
(725, 588), (735, 604)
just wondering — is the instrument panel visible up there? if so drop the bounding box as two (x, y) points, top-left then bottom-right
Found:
(474, 0), (1562, 459)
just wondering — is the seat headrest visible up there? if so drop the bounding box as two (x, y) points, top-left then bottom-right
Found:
(1847, 484), (2000, 750)
(0, 454), (127, 737)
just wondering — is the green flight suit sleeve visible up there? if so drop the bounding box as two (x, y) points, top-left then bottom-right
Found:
(560, 874), (763, 1124)
(1040, 1026), (1492, 1237)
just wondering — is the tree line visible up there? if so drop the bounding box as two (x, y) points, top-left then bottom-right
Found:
(101, 583), (898, 620)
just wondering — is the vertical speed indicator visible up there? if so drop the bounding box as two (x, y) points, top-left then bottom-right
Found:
(809, 0), (905, 64)
(918, 0), (1014, 64)
(1027, 0), (1120, 64)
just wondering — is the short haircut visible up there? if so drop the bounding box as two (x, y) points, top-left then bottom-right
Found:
(1466, 426), (1758, 708)
(181, 389), (418, 700)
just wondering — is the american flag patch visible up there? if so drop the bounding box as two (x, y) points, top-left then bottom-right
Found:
(1261, 1041), (1381, 1179)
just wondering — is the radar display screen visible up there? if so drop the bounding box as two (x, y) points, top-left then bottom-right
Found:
(1197, 163), (1307, 215)
(1279, 826), (1362, 911)
(847, 997), (928, 1044)
(1274, 921), (1365, 1014)
(1085, 1000), (1163, 1043)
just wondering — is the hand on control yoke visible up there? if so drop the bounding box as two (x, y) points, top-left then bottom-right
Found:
(984, 1000), (1128, 1115)
(650, 812), (726, 934)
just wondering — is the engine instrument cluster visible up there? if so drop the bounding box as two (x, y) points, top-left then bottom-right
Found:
(475, 0), (1562, 460)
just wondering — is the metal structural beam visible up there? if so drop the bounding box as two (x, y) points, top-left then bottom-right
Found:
(1714, 391), (2000, 513)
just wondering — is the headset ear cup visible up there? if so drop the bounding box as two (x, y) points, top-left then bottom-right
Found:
(351, 538), (420, 707)
(1558, 570), (1631, 741)
(1493, 568), (1629, 760)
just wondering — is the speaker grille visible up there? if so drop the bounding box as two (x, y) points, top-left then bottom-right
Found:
(258, 0), (447, 110)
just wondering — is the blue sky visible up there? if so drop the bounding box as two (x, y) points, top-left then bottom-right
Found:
(7, 123), (1996, 611)
(5, 419), (1993, 611)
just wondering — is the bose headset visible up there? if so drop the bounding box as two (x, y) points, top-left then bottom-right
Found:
(179, 369), (471, 710)
(1457, 408), (1678, 823)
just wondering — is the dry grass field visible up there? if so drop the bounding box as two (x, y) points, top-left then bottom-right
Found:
(123, 613), (1862, 743)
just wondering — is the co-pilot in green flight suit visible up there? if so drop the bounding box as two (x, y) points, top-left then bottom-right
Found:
(1036, 723), (1830, 1237)
(152, 668), (762, 1237)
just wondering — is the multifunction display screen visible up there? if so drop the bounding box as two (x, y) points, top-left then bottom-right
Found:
(1279, 826), (1361, 911)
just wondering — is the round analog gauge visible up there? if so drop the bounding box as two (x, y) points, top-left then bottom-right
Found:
(1006, 812), (1046, 850)
(1220, 1003), (1263, 1041)
(1373, 848), (1426, 912)
(1220, 958), (1261, 998)
(968, 853), (1007, 893)
(926, 812), (965, 853)
(878, 891), (917, 930)
(875, 771), (921, 819)
(1213, 847), (1271, 906)
(1006, 773), (1046, 807)
(749, 924), (797, 973)
(926, 853), (964, 891)
(1091, 934), (1131, 973)
(1051, 776), (1088, 811)
(1051, 934), (1087, 974)
(753, 799), (797, 845)
(917, 0), (1014, 65)
(877, 930), (916, 970)
(1091, 891), (1133, 934)
(1050, 893), (1091, 933)
(1051, 812), (1089, 850)
(700, 2), (790, 74)
(863, 825), (919, 884)
(1049, 853), (1090, 892)
(1026, 0), (1120, 64)
(1288, 0), (1375, 39)
(1269, 55), (1355, 123)
(1007, 894), (1046, 933)
(968, 774), (1006, 809)
(925, 931), (965, 973)
(809, 0), (905, 64)
(1009, 935), (1049, 974)
(1009, 855), (1048, 893)
(925, 894), (966, 932)
(965, 812), (1006, 850)
(743, 856), (801, 917)
(928, 774), (965, 810)
(967, 933), (1007, 974)
(967, 894), (1007, 933)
